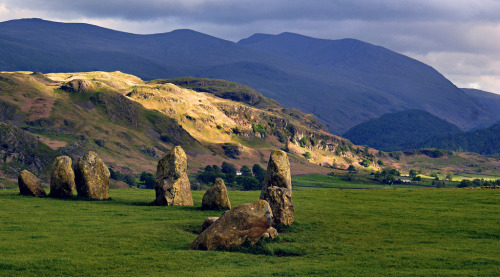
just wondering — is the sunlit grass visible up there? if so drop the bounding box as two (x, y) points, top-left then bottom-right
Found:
(1, 188), (499, 276)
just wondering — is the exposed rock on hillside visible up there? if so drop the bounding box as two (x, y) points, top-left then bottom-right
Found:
(221, 143), (243, 159)
(49, 156), (75, 198)
(202, 177), (231, 210)
(18, 170), (46, 197)
(0, 122), (58, 176)
(74, 151), (110, 200)
(260, 150), (294, 227)
(189, 200), (273, 250)
(60, 79), (93, 93)
(155, 146), (193, 206)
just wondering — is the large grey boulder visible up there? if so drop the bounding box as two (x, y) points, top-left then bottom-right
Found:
(155, 146), (193, 206)
(260, 150), (294, 227)
(202, 178), (231, 210)
(189, 200), (273, 250)
(49, 156), (75, 198)
(74, 151), (110, 200)
(18, 170), (46, 197)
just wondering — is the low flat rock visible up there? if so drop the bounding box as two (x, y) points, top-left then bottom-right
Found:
(189, 200), (273, 251)
(18, 170), (46, 197)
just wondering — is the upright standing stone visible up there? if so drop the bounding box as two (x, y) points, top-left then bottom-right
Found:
(260, 150), (294, 226)
(155, 146), (193, 206)
(74, 151), (110, 200)
(189, 200), (273, 250)
(18, 170), (46, 197)
(202, 177), (231, 210)
(49, 156), (75, 198)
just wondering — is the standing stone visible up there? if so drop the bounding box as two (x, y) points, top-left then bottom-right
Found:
(189, 200), (273, 250)
(49, 156), (75, 198)
(74, 151), (110, 200)
(18, 170), (46, 197)
(260, 150), (294, 227)
(155, 146), (193, 206)
(202, 178), (231, 210)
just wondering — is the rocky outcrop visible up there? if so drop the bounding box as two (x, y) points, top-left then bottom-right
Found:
(155, 146), (193, 206)
(221, 143), (243, 159)
(74, 151), (110, 200)
(60, 79), (93, 93)
(260, 150), (294, 227)
(49, 156), (75, 198)
(189, 200), (273, 250)
(202, 178), (231, 210)
(18, 170), (46, 197)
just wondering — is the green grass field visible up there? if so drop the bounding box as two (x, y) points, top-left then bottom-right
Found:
(1, 188), (499, 276)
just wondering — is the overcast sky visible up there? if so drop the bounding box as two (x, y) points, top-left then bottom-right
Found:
(1, 0), (499, 94)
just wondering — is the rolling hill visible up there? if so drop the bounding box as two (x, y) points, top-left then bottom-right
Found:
(0, 71), (367, 182)
(1, 18), (499, 134)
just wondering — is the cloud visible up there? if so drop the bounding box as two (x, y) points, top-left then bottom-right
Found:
(0, 0), (499, 94)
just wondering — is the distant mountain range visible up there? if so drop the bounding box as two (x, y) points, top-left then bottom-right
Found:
(1, 18), (500, 134)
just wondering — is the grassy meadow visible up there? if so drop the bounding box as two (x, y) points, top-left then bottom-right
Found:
(1, 188), (499, 276)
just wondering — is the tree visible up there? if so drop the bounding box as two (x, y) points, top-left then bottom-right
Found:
(377, 159), (384, 166)
(445, 171), (454, 181)
(252, 164), (266, 183)
(409, 170), (417, 178)
(303, 152), (311, 159)
(221, 162), (236, 175)
(204, 165), (213, 172)
(237, 176), (261, 191)
(347, 165), (356, 173)
(124, 175), (136, 187)
(360, 159), (371, 167)
(240, 165), (252, 177)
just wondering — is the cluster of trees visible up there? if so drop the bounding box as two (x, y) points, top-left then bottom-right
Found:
(109, 168), (136, 187)
(195, 162), (267, 191)
(457, 178), (500, 188)
(373, 168), (401, 184)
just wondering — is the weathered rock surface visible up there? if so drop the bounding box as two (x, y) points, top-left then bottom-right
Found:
(74, 151), (110, 200)
(260, 150), (294, 227)
(262, 226), (278, 239)
(202, 178), (231, 210)
(201, 217), (219, 232)
(189, 200), (273, 250)
(155, 146), (193, 206)
(18, 170), (46, 197)
(49, 156), (75, 198)
(260, 150), (292, 191)
(261, 186), (294, 226)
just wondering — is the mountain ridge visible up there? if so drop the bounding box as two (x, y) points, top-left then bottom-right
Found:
(1, 18), (499, 134)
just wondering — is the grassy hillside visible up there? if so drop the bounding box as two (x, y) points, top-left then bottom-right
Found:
(0, 71), (367, 183)
(0, 188), (498, 276)
(343, 109), (462, 151)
